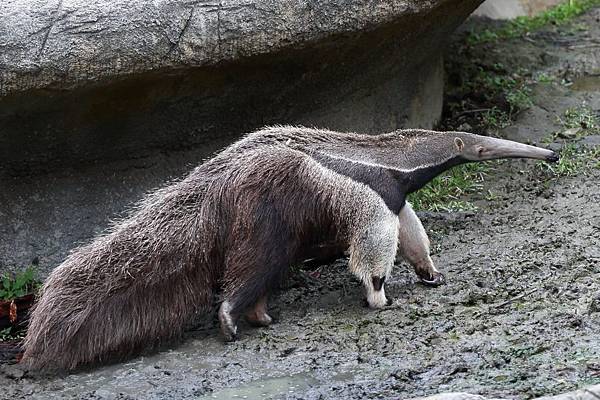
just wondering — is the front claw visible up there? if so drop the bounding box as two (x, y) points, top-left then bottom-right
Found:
(363, 297), (394, 308)
(420, 271), (446, 287)
(222, 328), (238, 342)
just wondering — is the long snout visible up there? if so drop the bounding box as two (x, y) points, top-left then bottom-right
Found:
(485, 137), (559, 162)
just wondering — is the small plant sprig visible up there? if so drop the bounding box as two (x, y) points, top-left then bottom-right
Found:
(0, 266), (40, 301)
(559, 106), (600, 133)
(542, 106), (600, 143)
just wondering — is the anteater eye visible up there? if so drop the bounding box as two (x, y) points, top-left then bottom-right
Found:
(478, 147), (485, 156)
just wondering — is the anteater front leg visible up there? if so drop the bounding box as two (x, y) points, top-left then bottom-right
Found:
(347, 207), (399, 309)
(397, 202), (445, 286)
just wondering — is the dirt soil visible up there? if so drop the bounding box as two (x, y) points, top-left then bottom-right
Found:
(1, 7), (600, 400)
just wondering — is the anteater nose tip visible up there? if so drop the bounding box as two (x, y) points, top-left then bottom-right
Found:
(546, 152), (560, 163)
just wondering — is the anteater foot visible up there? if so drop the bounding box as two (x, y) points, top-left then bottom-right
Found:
(220, 319), (238, 342)
(420, 271), (446, 287)
(219, 301), (239, 341)
(366, 289), (388, 309)
(222, 329), (238, 342)
(245, 311), (273, 327)
(245, 295), (273, 327)
(363, 296), (393, 308)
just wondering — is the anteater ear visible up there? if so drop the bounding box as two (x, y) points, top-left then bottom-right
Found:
(454, 137), (465, 152)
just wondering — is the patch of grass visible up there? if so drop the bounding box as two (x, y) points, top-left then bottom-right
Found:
(408, 163), (490, 212)
(481, 107), (512, 130)
(536, 72), (556, 84)
(443, 61), (534, 133)
(506, 86), (534, 113)
(483, 74), (534, 119)
(468, 0), (600, 44)
(0, 265), (40, 301)
(536, 143), (600, 177)
(489, 72), (534, 106)
(543, 105), (600, 142)
(560, 105), (600, 133)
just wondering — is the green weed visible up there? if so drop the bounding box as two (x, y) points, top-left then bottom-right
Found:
(0, 266), (40, 301)
(536, 73), (556, 83)
(506, 86), (534, 114)
(559, 106), (600, 133)
(483, 74), (534, 117)
(448, 331), (461, 341)
(482, 107), (512, 130)
(543, 106), (600, 142)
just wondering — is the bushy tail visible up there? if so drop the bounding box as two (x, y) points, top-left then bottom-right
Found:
(21, 250), (215, 371)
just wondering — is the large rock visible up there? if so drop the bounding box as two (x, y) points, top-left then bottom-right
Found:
(0, 0), (483, 272)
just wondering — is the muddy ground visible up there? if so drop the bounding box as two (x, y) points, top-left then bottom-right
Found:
(2, 6), (600, 400)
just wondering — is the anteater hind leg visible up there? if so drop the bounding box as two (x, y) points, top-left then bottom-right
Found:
(397, 202), (445, 286)
(219, 236), (293, 341)
(245, 294), (273, 327)
(347, 207), (399, 309)
(219, 273), (279, 340)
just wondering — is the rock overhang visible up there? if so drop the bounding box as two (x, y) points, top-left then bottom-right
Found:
(0, 0), (484, 269)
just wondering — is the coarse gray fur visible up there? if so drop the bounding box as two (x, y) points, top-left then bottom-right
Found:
(22, 126), (557, 371)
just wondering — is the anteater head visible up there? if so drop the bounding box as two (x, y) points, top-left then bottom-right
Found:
(385, 130), (559, 193)
(453, 133), (559, 163)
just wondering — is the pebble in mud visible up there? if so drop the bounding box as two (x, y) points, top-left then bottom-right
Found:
(589, 294), (600, 313)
